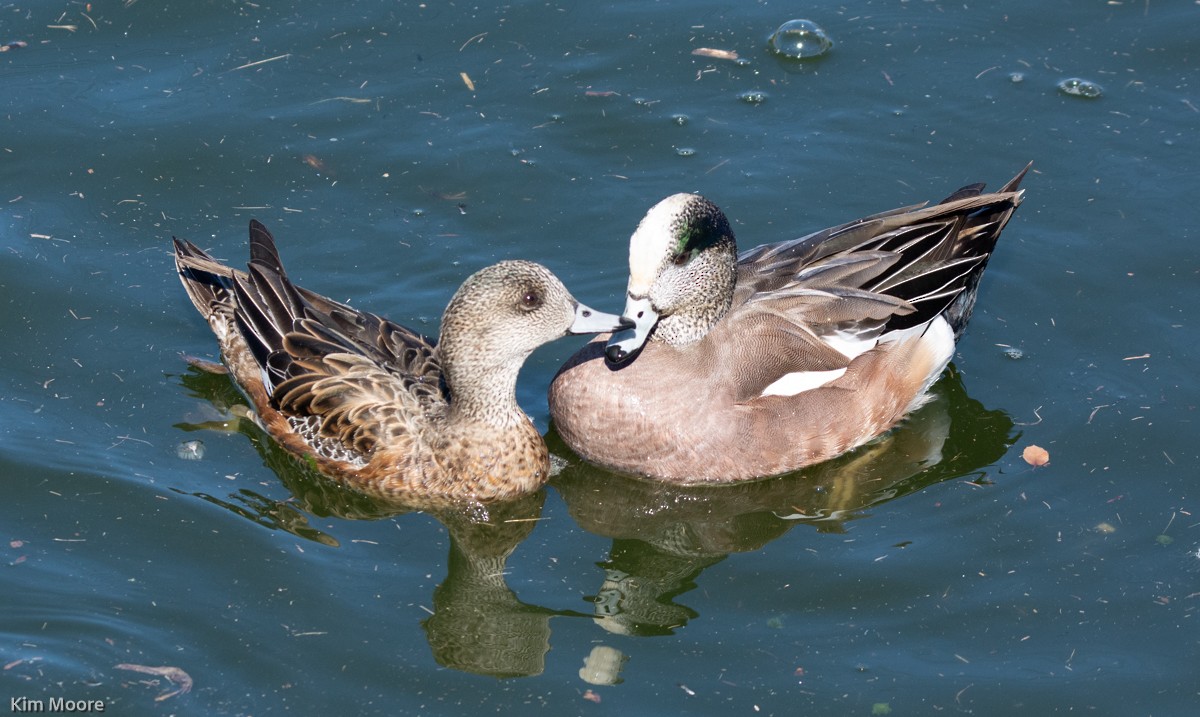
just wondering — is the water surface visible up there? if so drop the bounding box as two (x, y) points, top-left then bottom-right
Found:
(2, 1), (1197, 714)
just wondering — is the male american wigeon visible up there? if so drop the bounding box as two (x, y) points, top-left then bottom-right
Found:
(549, 165), (1030, 483)
(174, 220), (626, 503)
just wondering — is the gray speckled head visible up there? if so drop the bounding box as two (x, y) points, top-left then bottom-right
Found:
(440, 260), (624, 423)
(607, 194), (738, 363)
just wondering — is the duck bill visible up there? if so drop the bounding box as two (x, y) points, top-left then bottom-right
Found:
(568, 301), (631, 335)
(604, 296), (657, 364)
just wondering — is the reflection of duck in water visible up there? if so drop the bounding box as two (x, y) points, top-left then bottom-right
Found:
(173, 220), (624, 503)
(175, 368), (575, 679)
(421, 493), (559, 678)
(587, 539), (714, 637)
(551, 366), (1014, 635)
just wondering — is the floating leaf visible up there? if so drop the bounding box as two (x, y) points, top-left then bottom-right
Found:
(1022, 445), (1050, 466)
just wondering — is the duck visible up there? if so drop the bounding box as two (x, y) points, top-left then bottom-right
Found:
(174, 220), (627, 503)
(548, 165), (1030, 483)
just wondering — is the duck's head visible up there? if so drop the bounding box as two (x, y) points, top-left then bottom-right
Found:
(441, 260), (628, 372)
(606, 193), (738, 364)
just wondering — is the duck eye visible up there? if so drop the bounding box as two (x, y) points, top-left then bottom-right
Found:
(520, 290), (542, 311)
(672, 251), (690, 266)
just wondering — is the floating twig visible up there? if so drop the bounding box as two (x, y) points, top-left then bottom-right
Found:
(227, 54), (291, 73)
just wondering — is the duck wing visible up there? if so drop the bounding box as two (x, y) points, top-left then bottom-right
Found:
(734, 163), (1029, 340)
(177, 220), (444, 465)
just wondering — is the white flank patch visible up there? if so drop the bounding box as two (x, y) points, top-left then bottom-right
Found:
(823, 331), (878, 360)
(627, 193), (696, 294)
(760, 367), (848, 397)
(761, 317), (956, 399)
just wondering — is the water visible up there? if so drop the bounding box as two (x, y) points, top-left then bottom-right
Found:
(3, 0), (1198, 714)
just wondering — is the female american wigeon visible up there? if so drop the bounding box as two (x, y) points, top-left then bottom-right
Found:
(549, 165), (1030, 483)
(174, 220), (626, 503)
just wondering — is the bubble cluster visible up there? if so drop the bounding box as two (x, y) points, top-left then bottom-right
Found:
(738, 90), (768, 105)
(768, 19), (834, 60)
(1057, 77), (1103, 99)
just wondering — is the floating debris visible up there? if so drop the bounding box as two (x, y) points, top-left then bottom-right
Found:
(674, 147), (696, 157)
(1057, 77), (1103, 99)
(302, 154), (326, 172)
(1021, 444), (1050, 467)
(1010, 72), (1025, 83)
(671, 113), (689, 126)
(114, 663), (193, 701)
(768, 20), (834, 60)
(692, 47), (739, 62)
(0, 41), (28, 52)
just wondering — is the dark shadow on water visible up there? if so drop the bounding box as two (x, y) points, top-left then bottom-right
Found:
(172, 367), (590, 678)
(547, 365), (1015, 637)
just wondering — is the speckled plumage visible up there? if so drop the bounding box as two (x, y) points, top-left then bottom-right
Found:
(174, 220), (622, 503)
(549, 166), (1030, 483)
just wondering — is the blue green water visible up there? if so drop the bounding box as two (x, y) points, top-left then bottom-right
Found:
(3, 1), (1197, 714)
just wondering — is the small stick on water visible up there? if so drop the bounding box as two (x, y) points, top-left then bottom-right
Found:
(228, 54), (291, 73)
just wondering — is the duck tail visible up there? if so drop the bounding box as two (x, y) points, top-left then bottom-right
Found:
(173, 237), (236, 319)
(228, 222), (308, 384)
(872, 163), (1031, 338)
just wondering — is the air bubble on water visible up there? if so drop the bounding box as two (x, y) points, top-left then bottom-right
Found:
(738, 90), (768, 105)
(768, 20), (834, 60)
(1057, 77), (1103, 99)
